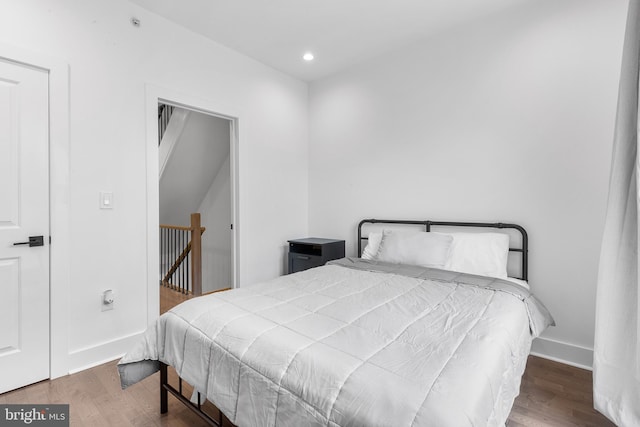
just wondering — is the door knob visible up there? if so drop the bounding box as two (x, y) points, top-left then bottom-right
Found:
(13, 235), (44, 247)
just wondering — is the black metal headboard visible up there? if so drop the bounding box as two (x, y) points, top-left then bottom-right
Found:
(357, 219), (529, 281)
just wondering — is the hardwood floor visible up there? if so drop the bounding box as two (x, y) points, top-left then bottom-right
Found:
(0, 358), (218, 427)
(0, 289), (615, 426)
(507, 357), (614, 427)
(160, 285), (231, 315)
(0, 355), (615, 426)
(160, 285), (192, 315)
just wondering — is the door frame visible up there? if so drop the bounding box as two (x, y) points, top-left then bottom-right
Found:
(145, 85), (240, 325)
(0, 44), (71, 379)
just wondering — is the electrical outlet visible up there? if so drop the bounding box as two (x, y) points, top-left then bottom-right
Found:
(101, 289), (115, 311)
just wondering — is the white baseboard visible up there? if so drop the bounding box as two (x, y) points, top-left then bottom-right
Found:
(530, 336), (594, 370)
(67, 331), (145, 375)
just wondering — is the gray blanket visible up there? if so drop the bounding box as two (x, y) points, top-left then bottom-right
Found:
(328, 257), (555, 336)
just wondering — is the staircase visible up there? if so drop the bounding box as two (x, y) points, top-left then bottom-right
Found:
(158, 104), (174, 144)
(160, 213), (205, 296)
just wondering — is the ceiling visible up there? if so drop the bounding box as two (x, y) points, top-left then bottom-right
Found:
(131, 0), (528, 82)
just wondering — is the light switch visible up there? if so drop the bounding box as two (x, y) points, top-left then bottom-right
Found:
(100, 191), (114, 209)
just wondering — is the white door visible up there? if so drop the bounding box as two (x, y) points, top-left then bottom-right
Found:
(0, 58), (50, 394)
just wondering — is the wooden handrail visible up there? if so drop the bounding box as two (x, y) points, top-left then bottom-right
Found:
(159, 213), (205, 296)
(162, 241), (193, 285)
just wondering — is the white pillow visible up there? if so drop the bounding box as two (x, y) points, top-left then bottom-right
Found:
(376, 231), (453, 268)
(361, 231), (383, 260)
(439, 232), (510, 278)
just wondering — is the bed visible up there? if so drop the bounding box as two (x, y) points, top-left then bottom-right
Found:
(118, 219), (554, 427)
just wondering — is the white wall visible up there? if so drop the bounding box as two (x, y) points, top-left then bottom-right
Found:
(0, 0), (308, 374)
(308, 0), (627, 368)
(159, 110), (229, 226)
(199, 157), (232, 293)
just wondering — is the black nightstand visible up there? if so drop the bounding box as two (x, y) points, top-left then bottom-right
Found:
(287, 238), (345, 274)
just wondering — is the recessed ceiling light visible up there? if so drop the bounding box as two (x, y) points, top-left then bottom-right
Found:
(303, 52), (314, 61)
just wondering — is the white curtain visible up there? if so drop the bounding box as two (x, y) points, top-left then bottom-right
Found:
(593, 0), (640, 425)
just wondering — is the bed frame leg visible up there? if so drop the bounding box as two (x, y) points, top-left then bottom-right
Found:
(157, 361), (222, 426)
(160, 362), (168, 414)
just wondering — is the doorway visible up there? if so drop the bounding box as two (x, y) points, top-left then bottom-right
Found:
(158, 104), (233, 304)
(145, 87), (239, 322)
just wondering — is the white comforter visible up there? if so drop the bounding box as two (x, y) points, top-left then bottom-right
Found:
(119, 259), (553, 427)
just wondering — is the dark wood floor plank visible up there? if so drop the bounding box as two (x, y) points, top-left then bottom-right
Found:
(507, 357), (615, 427)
